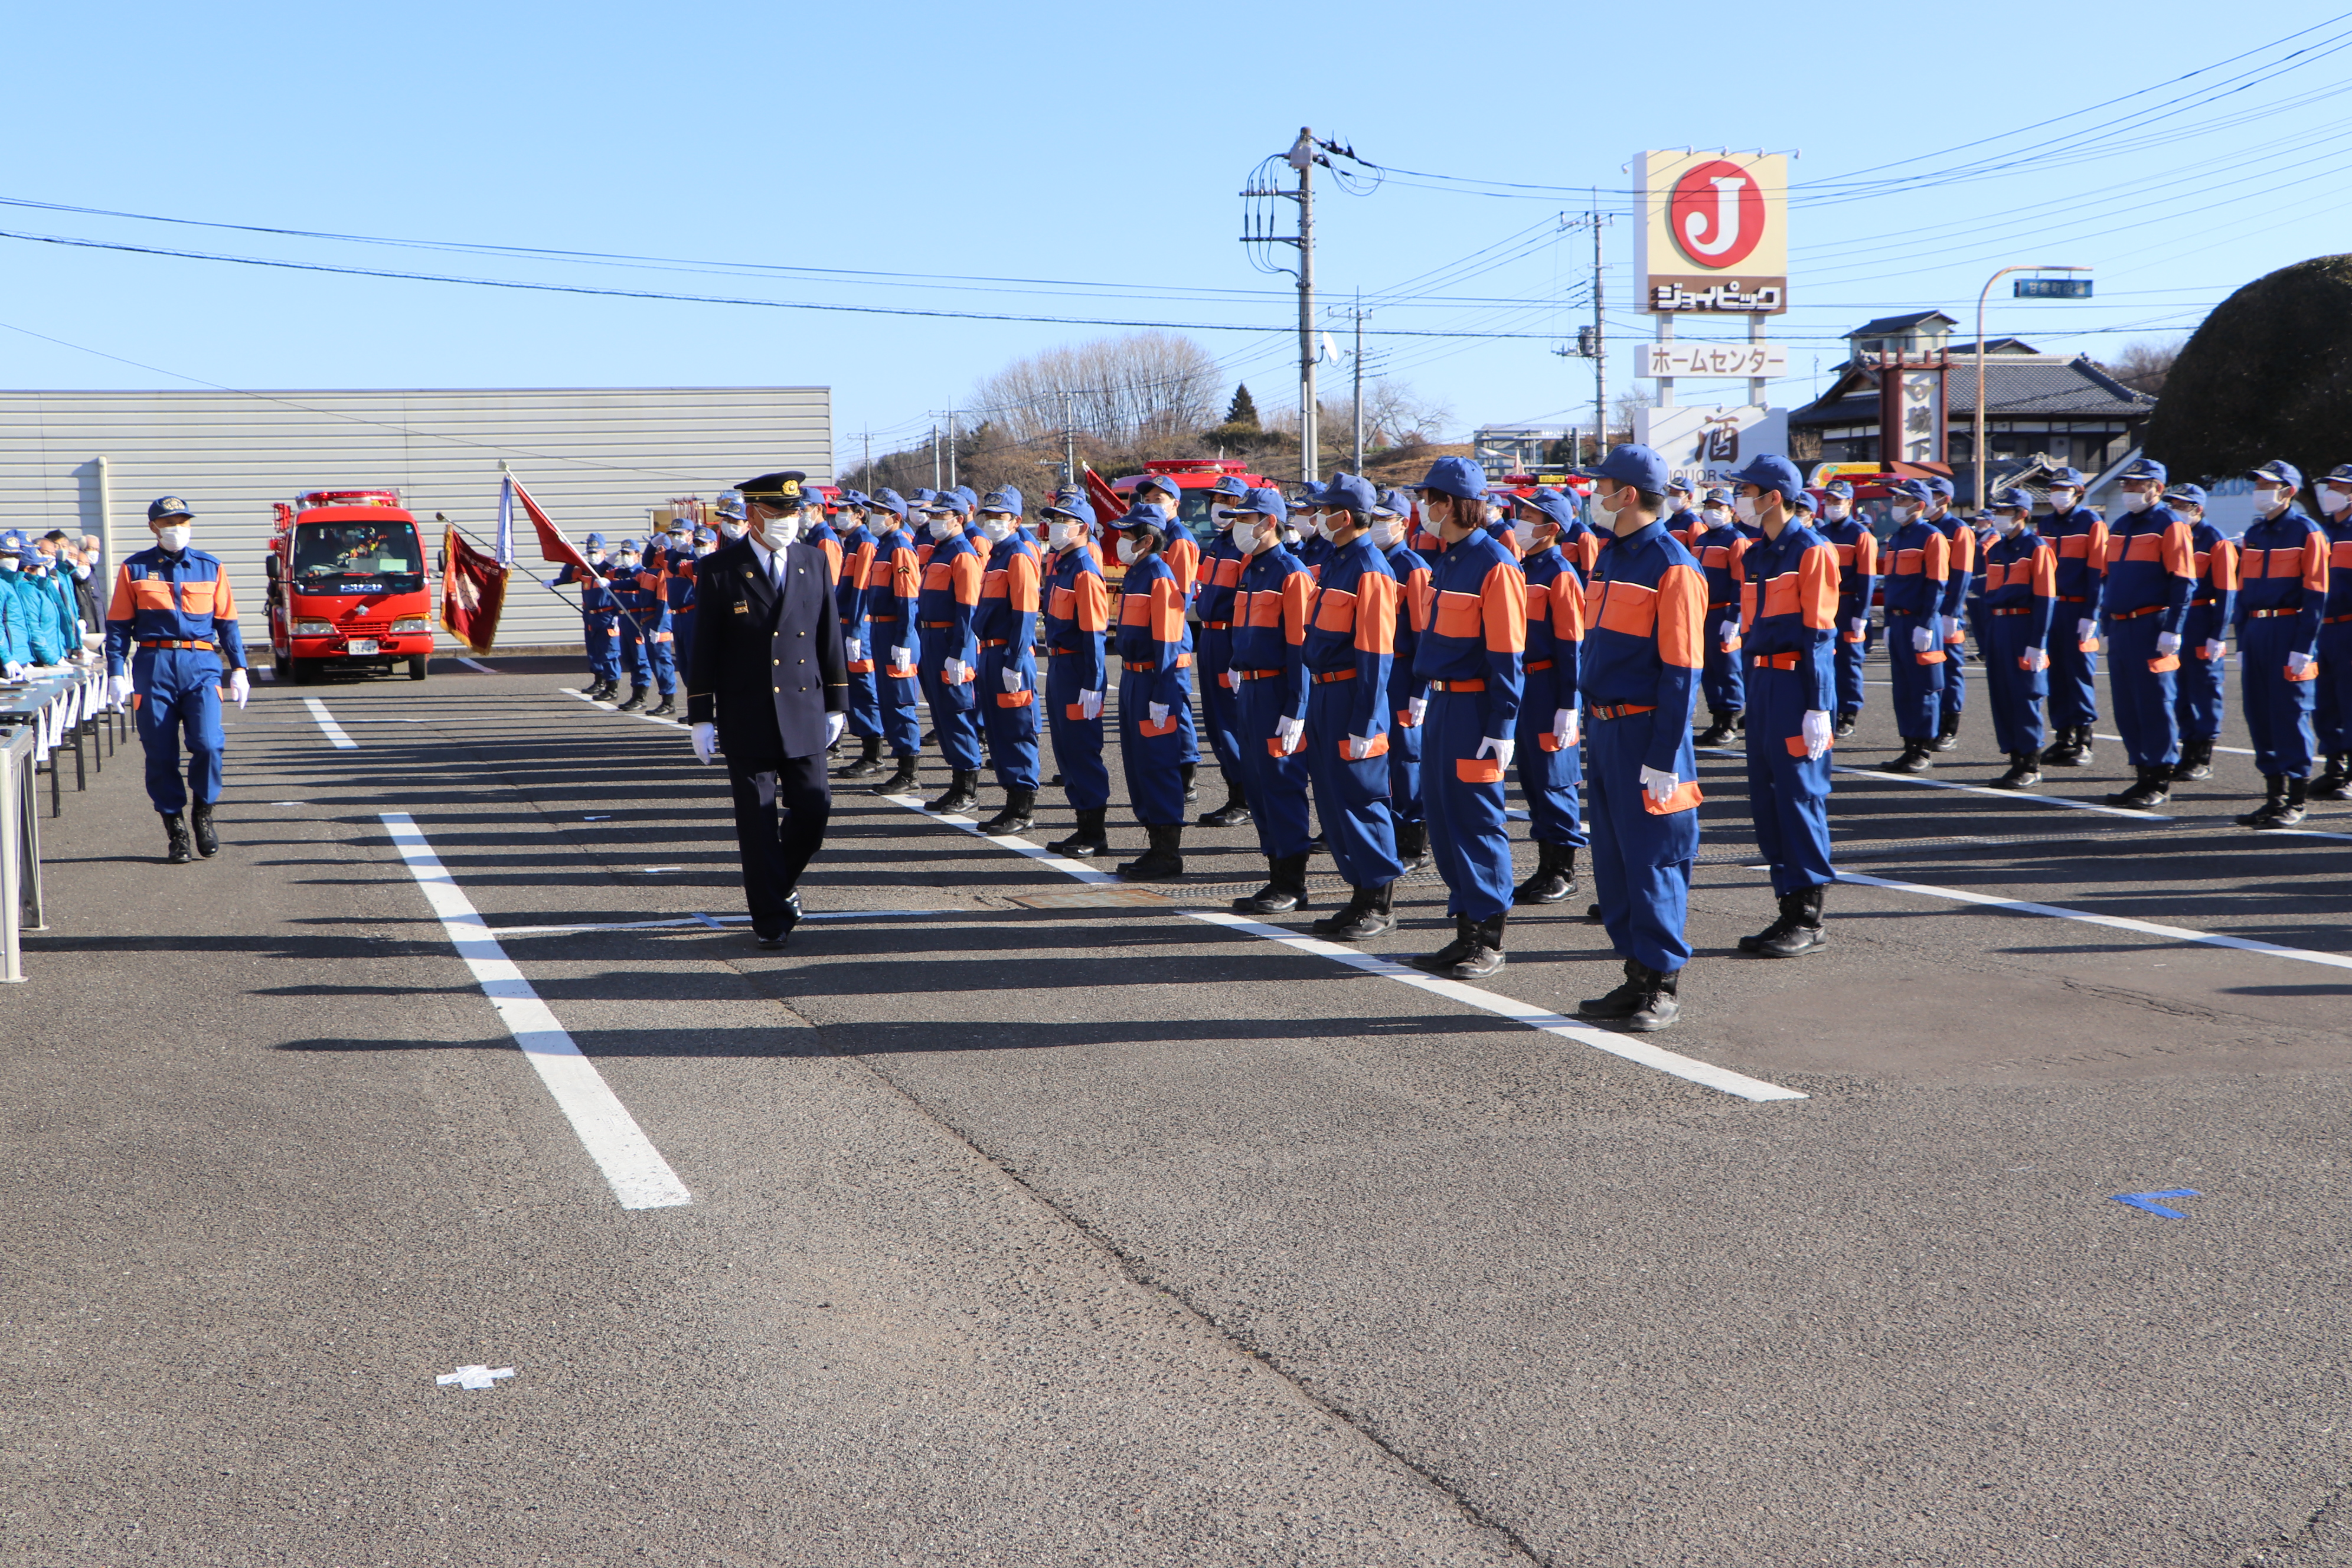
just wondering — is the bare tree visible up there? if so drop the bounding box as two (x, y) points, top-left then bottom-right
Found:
(969, 331), (1220, 449)
(1268, 378), (1456, 453)
(2103, 336), (2184, 396)
(1609, 386), (1655, 446)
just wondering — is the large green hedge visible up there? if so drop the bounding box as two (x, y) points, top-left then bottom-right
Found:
(2144, 254), (2352, 488)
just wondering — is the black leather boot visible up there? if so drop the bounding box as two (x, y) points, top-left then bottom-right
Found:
(1832, 711), (1857, 739)
(1413, 914), (1480, 974)
(190, 801), (220, 858)
(2312, 753), (2352, 802)
(870, 755), (920, 795)
(647, 695), (677, 718)
(2237, 775), (2287, 827)
(2072, 724), (2096, 765)
(1929, 721), (1959, 753)
(2041, 727), (2083, 766)
(1579, 958), (1647, 1018)
(1318, 881), (1396, 942)
(2258, 775), (2311, 828)
(1884, 740), (1933, 774)
(1116, 823), (1185, 880)
(1446, 912), (1507, 979)
(1180, 762), (1198, 804)
(1754, 886), (1825, 958)
(163, 812), (192, 865)
(1737, 892), (1798, 953)
(835, 735), (886, 779)
(927, 769), (982, 814)
(615, 687), (648, 713)
(1988, 752), (2042, 790)
(1197, 783), (1253, 828)
(1513, 842), (1577, 906)
(1394, 819), (1429, 873)
(1234, 852), (1311, 914)
(1623, 965), (1683, 1032)
(1047, 808), (1108, 858)
(2171, 737), (2213, 782)
(2111, 766), (2170, 810)
(978, 786), (1036, 834)
(1694, 711), (1734, 747)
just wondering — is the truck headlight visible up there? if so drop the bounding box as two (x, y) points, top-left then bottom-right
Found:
(295, 619), (334, 636)
(390, 617), (430, 633)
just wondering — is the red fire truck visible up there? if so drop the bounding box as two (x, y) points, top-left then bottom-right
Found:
(263, 489), (435, 684)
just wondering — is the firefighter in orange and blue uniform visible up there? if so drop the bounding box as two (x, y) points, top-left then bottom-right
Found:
(1193, 473), (1255, 829)
(1507, 487), (1585, 906)
(1131, 473), (1204, 806)
(1685, 486), (1750, 747)
(1569, 446), (1704, 1032)
(2098, 457), (2198, 809)
(916, 494), (987, 814)
(859, 491), (925, 795)
(608, 537), (677, 716)
(1879, 481), (1952, 773)
(662, 523), (704, 708)
(1038, 495), (1113, 858)
(103, 496), (250, 864)
(1225, 489), (1317, 911)
(1724, 456), (1838, 959)
(2232, 461), (2328, 827)
(971, 486), (1044, 834)
(556, 531), (620, 701)
(2309, 463), (2352, 801)
(1110, 503), (1198, 878)
(1815, 482), (1877, 734)
(2168, 483), (2234, 783)
(1920, 476), (1974, 750)
(1978, 488), (2059, 790)
(829, 494), (887, 779)
(1404, 457), (1527, 981)
(1373, 488), (1432, 873)
(1295, 473), (1404, 940)
(2040, 467), (2109, 766)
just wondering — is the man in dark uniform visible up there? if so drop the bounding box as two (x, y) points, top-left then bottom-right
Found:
(686, 471), (848, 947)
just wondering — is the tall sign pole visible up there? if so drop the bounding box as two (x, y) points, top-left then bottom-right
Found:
(1973, 264), (2093, 508)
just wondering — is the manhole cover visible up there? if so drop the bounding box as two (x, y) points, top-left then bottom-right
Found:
(1007, 887), (1175, 910)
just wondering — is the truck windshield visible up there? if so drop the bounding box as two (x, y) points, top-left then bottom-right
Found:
(1122, 486), (1223, 543)
(292, 521), (424, 592)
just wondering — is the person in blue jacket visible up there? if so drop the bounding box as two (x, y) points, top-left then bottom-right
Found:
(2168, 482), (2236, 784)
(2231, 460), (2328, 828)
(1297, 473), (1405, 940)
(1110, 502), (1199, 879)
(555, 531), (620, 700)
(1373, 488), (1432, 872)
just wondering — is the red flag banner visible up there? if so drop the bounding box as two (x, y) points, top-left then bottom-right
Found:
(1082, 465), (1127, 531)
(511, 477), (593, 575)
(442, 523), (510, 653)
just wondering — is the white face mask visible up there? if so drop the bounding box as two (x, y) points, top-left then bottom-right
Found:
(1047, 521), (1079, 551)
(979, 518), (1016, 544)
(619, 554), (640, 570)
(1245, 518), (1280, 555)
(155, 524), (191, 552)
(759, 517), (801, 551)
(1510, 517), (1538, 551)
(1369, 516), (1404, 550)
(2253, 486), (2285, 517)
(1890, 505), (1916, 524)
(2121, 490), (2154, 513)
(2324, 488), (2352, 516)
(0, 557), (15, 573)
(1732, 495), (1760, 525)
(926, 517), (958, 541)
(1115, 536), (1141, 565)
(1823, 502), (1850, 521)
(2047, 488), (2077, 512)
(1700, 507), (1729, 527)
(667, 534), (690, 550)
(589, 550), (606, 564)
(1319, 513), (1351, 542)
(1995, 514), (2024, 537)
(1211, 504), (1241, 531)
(720, 522), (747, 541)
(1280, 526), (1303, 547)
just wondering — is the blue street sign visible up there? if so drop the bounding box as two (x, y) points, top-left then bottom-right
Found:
(2111, 1188), (2200, 1218)
(2015, 277), (2094, 299)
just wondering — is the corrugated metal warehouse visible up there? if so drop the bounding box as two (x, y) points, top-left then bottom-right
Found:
(0, 386), (831, 653)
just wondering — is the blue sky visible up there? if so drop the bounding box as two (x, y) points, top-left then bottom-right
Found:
(6, 1), (2346, 474)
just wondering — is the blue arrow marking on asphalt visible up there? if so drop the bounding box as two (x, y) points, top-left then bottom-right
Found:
(2111, 1189), (2201, 1219)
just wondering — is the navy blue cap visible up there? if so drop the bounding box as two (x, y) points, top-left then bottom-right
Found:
(1206, 475), (1252, 499)
(710, 491), (746, 521)
(584, 531), (607, 547)
(1701, 487), (1732, 505)
(867, 488), (908, 520)
(979, 485), (1024, 516)
(2249, 459), (2303, 489)
(906, 488), (936, 505)
(2325, 464), (2352, 485)
(1892, 479), (1933, 504)
(1576, 444), (1668, 496)
(1371, 487), (1410, 519)
(928, 490), (971, 516)
(1728, 453), (1805, 504)
(1824, 479), (1856, 499)
(1924, 475), (1956, 498)
(1291, 479), (1326, 507)
(2044, 466), (2088, 487)
(1413, 455), (1491, 501)
(953, 485), (978, 506)
(1040, 489), (1096, 525)
(1515, 488), (1577, 529)
(695, 527), (717, 543)
(1665, 476), (1694, 495)
(1118, 501), (1170, 535)
(618, 537), (645, 554)
(146, 495), (195, 522)
(2118, 456), (2167, 484)
(1320, 473), (1379, 515)
(2161, 482), (2208, 507)
(1133, 473), (1182, 502)
(1995, 487), (2034, 511)
(1241, 487), (1288, 522)
(1791, 491), (1818, 513)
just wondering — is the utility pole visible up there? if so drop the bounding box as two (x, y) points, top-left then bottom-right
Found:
(1593, 211), (1608, 452)
(930, 424), (940, 492)
(1060, 389), (1076, 486)
(862, 429), (871, 491)
(1350, 294), (1367, 473)
(1291, 129), (1319, 484)
(947, 407), (958, 491)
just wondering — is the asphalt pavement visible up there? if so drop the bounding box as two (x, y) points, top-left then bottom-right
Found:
(5, 649), (2349, 1567)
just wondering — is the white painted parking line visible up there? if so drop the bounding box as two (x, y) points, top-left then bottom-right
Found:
(488, 909), (951, 937)
(1697, 745), (2170, 819)
(302, 696), (357, 749)
(2095, 730), (2254, 757)
(561, 687), (684, 728)
(457, 657), (499, 675)
(881, 795), (1805, 1104)
(1838, 868), (2352, 974)
(379, 811), (691, 1210)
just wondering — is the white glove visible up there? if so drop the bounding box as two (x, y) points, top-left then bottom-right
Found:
(2076, 618), (2096, 641)
(1718, 620), (1738, 650)
(1001, 664), (1025, 693)
(1344, 733), (1376, 760)
(1847, 616), (1866, 638)
(890, 645), (912, 671)
(109, 672), (132, 705)
(845, 636), (863, 661)
(1079, 687), (1103, 721)
(1640, 765), (1680, 805)
(1406, 695), (1427, 726)
(1554, 707), (1578, 748)
(2155, 631), (2181, 656)
(2024, 645), (2049, 672)
(1151, 701), (1173, 728)
(2201, 639), (2224, 661)
(824, 711), (847, 748)
(2289, 649), (2315, 676)
(2, 661), (22, 682)
(1475, 735), (1516, 770)
(226, 669), (250, 710)
(1912, 624), (1935, 652)
(1273, 714), (1305, 753)
(691, 721), (718, 763)
(1801, 708), (1832, 760)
